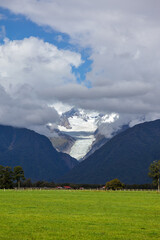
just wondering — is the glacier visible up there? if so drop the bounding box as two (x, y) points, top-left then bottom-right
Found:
(69, 133), (95, 160)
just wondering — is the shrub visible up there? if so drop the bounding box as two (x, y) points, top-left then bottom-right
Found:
(105, 178), (124, 190)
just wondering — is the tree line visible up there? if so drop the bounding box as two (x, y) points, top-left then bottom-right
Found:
(0, 160), (160, 190)
(105, 160), (160, 191)
(0, 165), (25, 189)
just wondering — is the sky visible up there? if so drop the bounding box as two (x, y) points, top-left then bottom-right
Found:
(0, 0), (160, 134)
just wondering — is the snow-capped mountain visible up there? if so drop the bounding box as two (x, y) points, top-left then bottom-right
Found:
(58, 108), (118, 132)
(48, 107), (121, 160)
(59, 108), (99, 132)
(47, 106), (150, 161)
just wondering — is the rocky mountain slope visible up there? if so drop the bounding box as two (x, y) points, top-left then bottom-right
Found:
(0, 125), (78, 182)
(49, 129), (75, 154)
(59, 119), (160, 184)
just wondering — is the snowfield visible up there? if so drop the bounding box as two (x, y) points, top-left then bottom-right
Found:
(58, 115), (97, 132)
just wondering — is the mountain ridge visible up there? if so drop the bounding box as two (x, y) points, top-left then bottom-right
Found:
(0, 124), (78, 182)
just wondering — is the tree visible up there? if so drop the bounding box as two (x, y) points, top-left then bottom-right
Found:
(148, 160), (160, 192)
(105, 178), (124, 190)
(13, 166), (25, 189)
(0, 165), (14, 189)
(22, 178), (32, 188)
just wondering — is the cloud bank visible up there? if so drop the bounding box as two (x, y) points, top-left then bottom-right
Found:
(0, 37), (82, 133)
(0, 0), (160, 132)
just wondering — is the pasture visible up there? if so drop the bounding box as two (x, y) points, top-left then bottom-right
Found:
(0, 190), (160, 240)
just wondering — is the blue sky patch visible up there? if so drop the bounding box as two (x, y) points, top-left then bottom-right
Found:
(0, 7), (92, 85)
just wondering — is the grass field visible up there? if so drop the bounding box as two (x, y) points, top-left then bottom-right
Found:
(0, 190), (160, 240)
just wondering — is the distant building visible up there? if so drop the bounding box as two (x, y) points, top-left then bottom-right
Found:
(64, 186), (72, 189)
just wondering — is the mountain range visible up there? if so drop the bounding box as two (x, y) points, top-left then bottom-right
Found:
(59, 119), (160, 184)
(1, 119), (160, 185)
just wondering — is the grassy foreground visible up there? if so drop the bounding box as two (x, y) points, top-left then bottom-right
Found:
(0, 190), (160, 240)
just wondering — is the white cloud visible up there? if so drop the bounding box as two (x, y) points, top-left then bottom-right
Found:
(0, 37), (82, 133)
(0, 37), (82, 93)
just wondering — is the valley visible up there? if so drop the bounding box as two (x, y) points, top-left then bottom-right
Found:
(0, 190), (160, 240)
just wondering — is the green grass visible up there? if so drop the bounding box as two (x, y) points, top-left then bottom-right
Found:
(0, 190), (160, 240)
